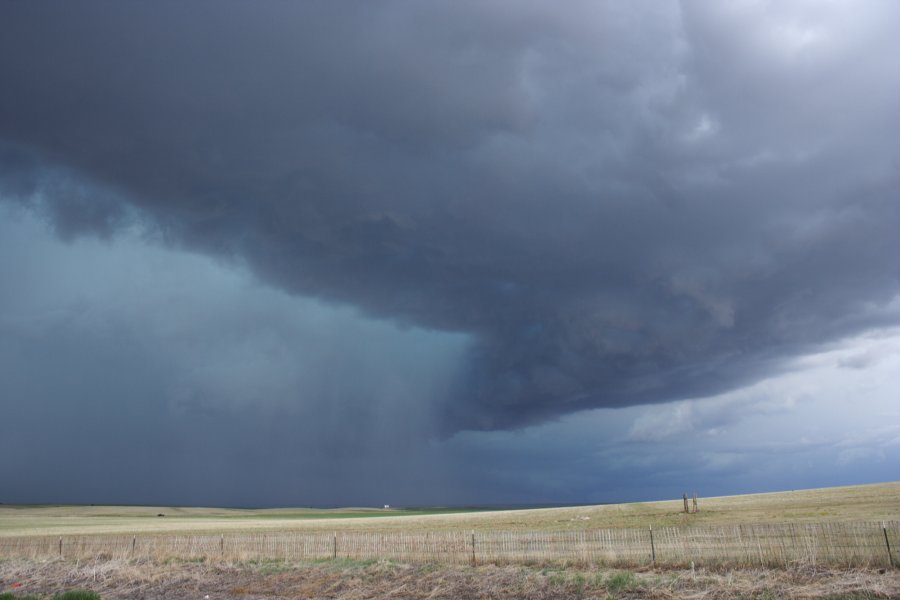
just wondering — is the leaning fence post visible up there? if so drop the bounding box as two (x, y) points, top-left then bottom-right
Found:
(471, 530), (476, 567)
(884, 522), (895, 568)
(649, 525), (656, 564)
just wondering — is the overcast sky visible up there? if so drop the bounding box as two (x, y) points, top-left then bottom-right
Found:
(1, 1), (898, 507)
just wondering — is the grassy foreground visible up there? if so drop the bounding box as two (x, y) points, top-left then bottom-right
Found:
(1, 482), (898, 538)
(1, 557), (898, 600)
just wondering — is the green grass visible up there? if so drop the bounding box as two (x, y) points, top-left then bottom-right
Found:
(547, 569), (643, 598)
(605, 571), (641, 594)
(53, 592), (100, 600)
(241, 556), (380, 574)
(311, 557), (382, 570)
(0, 592), (101, 600)
(546, 570), (588, 597)
(244, 557), (298, 575)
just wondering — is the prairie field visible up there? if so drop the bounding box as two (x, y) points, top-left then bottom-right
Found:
(1, 482), (898, 538)
(1, 483), (899, 598)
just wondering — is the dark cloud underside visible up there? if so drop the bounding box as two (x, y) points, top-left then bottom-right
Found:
(1, 1), (899, 435)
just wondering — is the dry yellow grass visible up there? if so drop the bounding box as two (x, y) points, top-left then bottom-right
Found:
(1, 482), (897, 538)
(1, 556), (898, 599)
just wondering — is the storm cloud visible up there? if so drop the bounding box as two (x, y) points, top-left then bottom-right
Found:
(1, 2), (899, 504)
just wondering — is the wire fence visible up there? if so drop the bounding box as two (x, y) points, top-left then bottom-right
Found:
(1, 521), (896, 568)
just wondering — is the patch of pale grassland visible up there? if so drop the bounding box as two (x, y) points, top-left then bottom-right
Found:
(0, 557), (898, 599)
(1, 482), (897, 538)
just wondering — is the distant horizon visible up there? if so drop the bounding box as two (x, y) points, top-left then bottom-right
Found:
(4, 479), (895, 512)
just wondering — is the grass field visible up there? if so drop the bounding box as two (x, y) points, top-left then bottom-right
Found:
(1, 482), (898, 538)
(2, 484), (899, 597)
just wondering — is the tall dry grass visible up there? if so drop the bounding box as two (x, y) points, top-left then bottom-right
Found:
(1, 557), (898, 599)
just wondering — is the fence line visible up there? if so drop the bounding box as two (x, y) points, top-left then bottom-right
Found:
(0, 521), (896, 568)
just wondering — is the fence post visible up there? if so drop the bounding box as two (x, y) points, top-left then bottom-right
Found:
(132, 535), (136, 555)
(649, 525), (656, 564)
(884, 522), (895, 568)
(220, 534), (224, 555)
(333, 532), (337, 560)
(58, 536), (62, 557)
(471, 530), (476, 567)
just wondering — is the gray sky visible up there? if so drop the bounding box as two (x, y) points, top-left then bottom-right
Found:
(1, 1), (898, 506)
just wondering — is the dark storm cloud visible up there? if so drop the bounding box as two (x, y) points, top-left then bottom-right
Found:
(1, 1), (899, 434)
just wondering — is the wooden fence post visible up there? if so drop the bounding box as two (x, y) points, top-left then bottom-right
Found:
(683, 494), (689, 513)
(884, 522), (895, 568)
(333, 532), (337, 560)
(471, 530), (476, 567)
(220, 534), (224, 555)
(649, 526), (656, 564)
(58, 536), (62, 557)
(132, 535), (136, 554)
